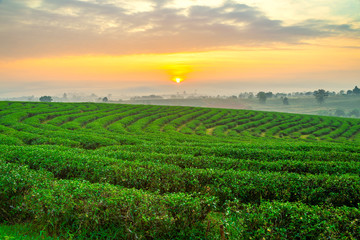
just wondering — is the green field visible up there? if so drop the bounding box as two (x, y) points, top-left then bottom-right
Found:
(1, 101), (360, 239)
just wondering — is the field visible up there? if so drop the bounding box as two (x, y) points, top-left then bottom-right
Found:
(1, 101), (360, 239)
(126, 95), (360, 117)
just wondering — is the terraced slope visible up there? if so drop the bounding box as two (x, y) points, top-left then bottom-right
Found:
(1, 101), (360, 239)
(0, 101), (359, 146)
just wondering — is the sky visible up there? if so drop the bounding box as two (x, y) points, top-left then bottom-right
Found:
(0, 0), (359, 97)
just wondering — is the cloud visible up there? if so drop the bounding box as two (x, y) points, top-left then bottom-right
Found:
(0, 0), (359, 58)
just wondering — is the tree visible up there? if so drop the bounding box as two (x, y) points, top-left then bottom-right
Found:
(282, 97), (289, 105)
(313, 89), (328, 104)
(353, 86), (360, 95)
(39, 96), (53, 102)
(265, 92), (273, 98)
(102, 97), (108, 102)
(257, 92), (267, 104)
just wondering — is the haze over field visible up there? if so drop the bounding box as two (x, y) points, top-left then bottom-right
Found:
(0, 0), (360, 97)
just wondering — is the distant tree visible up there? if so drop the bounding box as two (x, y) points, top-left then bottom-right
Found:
(335, 109), (345, 117)
(102, 97), (108, 102)
(313, 89), (329, 104)
(347, 90), (353, 95)
(248, 93), (254, 99)
(257, 92), (267, 104)
(339, 90), (345, 95)
(353, 86), (360, 95)
(265, 92), (273, 98)
(62, 93), (67, 99)
(282, 97), (289, 105)
(39, 96), (53, 102)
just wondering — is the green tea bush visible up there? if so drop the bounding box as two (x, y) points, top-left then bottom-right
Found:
(1, 101), (360, 238)
(225, 201), (360, 239)
(0, 134), (23, 145)
(0, 160), (53, 223)
(23, 179), (215, 239)
(3, 146), (360, 207)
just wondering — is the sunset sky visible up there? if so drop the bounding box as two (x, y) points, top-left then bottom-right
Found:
(1, 0), (359, 97)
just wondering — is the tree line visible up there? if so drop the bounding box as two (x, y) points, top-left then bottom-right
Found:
(255, 86), (359, 105)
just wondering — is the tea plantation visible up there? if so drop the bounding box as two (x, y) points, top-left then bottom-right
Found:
(1, 101), (359, 239)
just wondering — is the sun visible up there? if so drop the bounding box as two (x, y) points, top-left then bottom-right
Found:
(173, 77), (183, 83)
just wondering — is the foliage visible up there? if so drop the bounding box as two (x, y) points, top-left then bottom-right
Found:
(0, 160), (54, 223)
(313, 89), (329, 104)
(39, 96), (53, 102)
(0, 101), (360, 239)
(24, 180), (213, 239)
(353, 86), (360, 95)
(256, 91), (267, 104)
(0, 224), (55, 240)
(0, 160), (214, 239)
(225, 201), (360, 239)
(282, 96), (289, 105)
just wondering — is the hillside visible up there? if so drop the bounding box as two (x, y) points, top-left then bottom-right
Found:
(125, 95), (360, 117)
(1, 101), (360, 239)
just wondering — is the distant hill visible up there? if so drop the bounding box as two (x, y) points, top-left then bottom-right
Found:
(125, 95), (360, 118)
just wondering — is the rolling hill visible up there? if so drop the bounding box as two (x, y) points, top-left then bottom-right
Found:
(1, 101), (359, 239)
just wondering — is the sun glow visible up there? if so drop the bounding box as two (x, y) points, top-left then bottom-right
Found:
(173, 77), (183, 83)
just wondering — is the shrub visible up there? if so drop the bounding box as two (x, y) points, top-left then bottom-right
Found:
(0, 160), (53, 223)
(23, 180), (215, 239)
(225, 201), (360, 239)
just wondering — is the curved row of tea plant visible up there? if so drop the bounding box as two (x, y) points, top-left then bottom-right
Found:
(2, 145), (360, 208)
(1, 101), (360, 239)
(1, 102), (359, 146)
(0, 160), (214, 239)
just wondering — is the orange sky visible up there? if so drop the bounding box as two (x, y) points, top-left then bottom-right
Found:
(0, 0), (359, 97)
(1, 41), (359, 83)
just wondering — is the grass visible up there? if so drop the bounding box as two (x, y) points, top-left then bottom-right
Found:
(0, 224), (55, 240)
